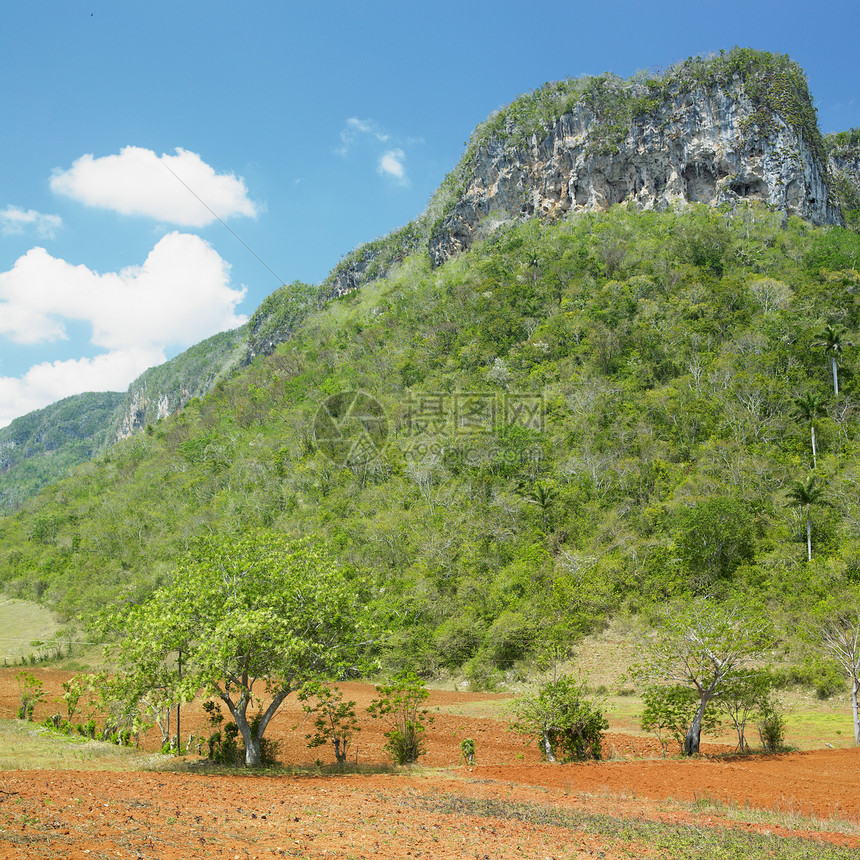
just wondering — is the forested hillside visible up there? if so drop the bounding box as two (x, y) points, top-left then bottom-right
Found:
(0, 392), (125, 512)
(2, 204), (859, 683)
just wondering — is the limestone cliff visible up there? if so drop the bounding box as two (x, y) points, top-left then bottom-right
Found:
(429, 51), (841, 266)
(112, 326), (247, 440)
(321, 49), (849, 297)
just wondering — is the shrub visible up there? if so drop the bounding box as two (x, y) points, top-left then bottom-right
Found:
(299, 681), (360, 764)
(368, 671), (433, 765)
(512, 675), (608, 762)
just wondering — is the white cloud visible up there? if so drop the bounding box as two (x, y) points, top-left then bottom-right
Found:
(336, 117), (390, 156)
(0, 206), (62, 239)
(49, 146), (259, 227)
(378, 149), (408, 185)
(0, 233), (246, 349)
(0, 233), (247, 427)
(0, 348), (165, 428)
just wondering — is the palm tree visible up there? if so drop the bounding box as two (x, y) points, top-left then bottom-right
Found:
(814, 325), (851, 396)
(522, 481), (557, 533)
(791, 392), (826, 468)
(785, 475), (827, 562)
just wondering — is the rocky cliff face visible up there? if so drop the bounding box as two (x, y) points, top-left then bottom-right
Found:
(112, 326), (247, 440)
(428, 79), (842, 267)
(315, 52), (850, 298)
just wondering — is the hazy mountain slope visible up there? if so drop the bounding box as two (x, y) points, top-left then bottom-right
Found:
(0, 392), (125, 512)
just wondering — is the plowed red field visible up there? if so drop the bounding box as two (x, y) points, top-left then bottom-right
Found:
(2, 669), (859, 859)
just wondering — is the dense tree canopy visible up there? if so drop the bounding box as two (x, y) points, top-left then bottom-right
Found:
(100, 531), (367, 765)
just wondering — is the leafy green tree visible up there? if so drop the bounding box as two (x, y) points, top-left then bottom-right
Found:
(791, 392), (826, 469)
(298, 681), (360, 764)
(637, 598), (772, 755)
(15, 671), (45, 721)
(367, 670), (433, 764)
(785, 475), (828, 562)
(512, 674), (608, 762)
(640, 684), (709, 756)
(675, 497), (755, 592)
(101, 531), (365, 766)
(715, 669), (775, 752)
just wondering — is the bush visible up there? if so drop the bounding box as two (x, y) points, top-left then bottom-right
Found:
(368, 671), (433, 765)
(299, 681), (360, 764)
(758, 698), (787, 752)
(512, 675), (608, 762)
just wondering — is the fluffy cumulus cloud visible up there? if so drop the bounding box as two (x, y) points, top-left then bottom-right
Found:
(0, 349), (166, 428)
(377, 149), (408, 185)
(0, 233), (247, 427)
(0, 206), (62, 239)
(49, 147), (259, 227)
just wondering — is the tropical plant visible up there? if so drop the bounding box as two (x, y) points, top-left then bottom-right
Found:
(814, 325), (851, 396)
(367, 671), (433, 765)
(785, 475), (828, 562)
(791, 392), (826, 469)
(512, 674), (608, 762)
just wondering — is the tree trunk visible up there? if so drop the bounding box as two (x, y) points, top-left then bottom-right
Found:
(684, 692), (712, 756)
(853, 677), (860, 746)
(542, 730), (556, 762)
(806, 516), (812, 563)
(832, 356), (839, 396)
(811, 424), (817, 469)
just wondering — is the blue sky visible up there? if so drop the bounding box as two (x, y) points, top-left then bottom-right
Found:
(1, 0), (858, 427)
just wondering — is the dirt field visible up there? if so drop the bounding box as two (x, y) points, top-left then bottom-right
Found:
(2, 669), (860, 859)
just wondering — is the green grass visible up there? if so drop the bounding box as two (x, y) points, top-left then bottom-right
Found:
(0, 597), (61, 664)
(0, 719), (164, 771)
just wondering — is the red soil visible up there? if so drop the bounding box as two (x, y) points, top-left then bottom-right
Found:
(1, 669), (859, 859)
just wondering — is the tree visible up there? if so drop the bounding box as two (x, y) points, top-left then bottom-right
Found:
(15, 671), (45, 721)
(675, 497), (755, 592)
(791, 392), (826, 469)
(640, 684), (704, 757)
(298, 681), (360, 764)
(785, 475), (828, 562)
(814, 325), (850, 396)
(715, 669), (775, 752)
(814, 610), (860, 745)
(511, 674), (607, 762)
(101, 531), (365, 766)
(367, 670), (433, 764)
(637, 598), (772, 755)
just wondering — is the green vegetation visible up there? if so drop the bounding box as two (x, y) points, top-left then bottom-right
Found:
(299, 681), (360, 764)
(2, 202), (860, 730)
(0, 392), (125, 512)
(367, 670), (433, 764)
(98, 531), (367, 766)
(511, 674), (607, 761)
